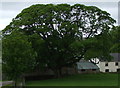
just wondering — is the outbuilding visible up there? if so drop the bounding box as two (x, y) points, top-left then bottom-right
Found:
(77, 60), (99, 73)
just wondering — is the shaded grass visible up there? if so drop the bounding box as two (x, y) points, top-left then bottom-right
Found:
(26, 73), (119, 86)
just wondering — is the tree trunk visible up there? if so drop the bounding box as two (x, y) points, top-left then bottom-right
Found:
(58, 68), (62, 77)
(14, 80), (17, 88)
(22, 76), (25, 86)
(13, 76), (25, 88)
(19, 75), (25, 88)
(53, 68), (62, 78)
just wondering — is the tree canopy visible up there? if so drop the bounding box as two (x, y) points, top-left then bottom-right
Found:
(2, 31), (36, 86)
(2, 4), (116, 77)
(110, 26), (120, 53)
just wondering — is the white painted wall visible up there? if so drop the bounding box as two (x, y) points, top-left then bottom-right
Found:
(97, 62), (120, 72)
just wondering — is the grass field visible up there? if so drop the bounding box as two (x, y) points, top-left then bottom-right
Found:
(26, 73), (119, 86)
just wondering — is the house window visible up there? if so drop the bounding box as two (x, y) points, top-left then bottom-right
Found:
(105, 69), (109, 72)
(117, 69), (120, 72)
(115, 62), (118, 66)
(105, 63), (108, 66)
(81, 69), (85, 71)
(92, 69), (96, 71)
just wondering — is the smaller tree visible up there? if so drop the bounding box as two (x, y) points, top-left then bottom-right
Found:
(2, 31), (36, 87)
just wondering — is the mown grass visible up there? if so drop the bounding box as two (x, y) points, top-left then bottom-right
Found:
(26, 73), (119, 86)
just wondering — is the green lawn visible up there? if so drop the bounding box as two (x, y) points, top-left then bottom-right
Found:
(26, 73), (119, 86)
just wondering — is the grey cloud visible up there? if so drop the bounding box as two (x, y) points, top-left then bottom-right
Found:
(0, 2), (118, 30)
(2, 2), (118, 21)
(1, 2), (50, 11)
(1, 2), (118, 10)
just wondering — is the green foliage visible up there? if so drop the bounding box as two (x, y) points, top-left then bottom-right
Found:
(110, 26), (120, 53)
(2, 31), (36, 81)
(2, 4), (116, 76)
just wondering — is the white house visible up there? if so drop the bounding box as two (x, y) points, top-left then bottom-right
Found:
(98, 53), (120, 72)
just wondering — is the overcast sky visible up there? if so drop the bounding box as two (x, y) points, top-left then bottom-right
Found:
(0, 0), (119, 30)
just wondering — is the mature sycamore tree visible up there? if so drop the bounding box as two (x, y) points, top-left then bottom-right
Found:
(3, 4), (116, 77)
(2, 31), (36, 87)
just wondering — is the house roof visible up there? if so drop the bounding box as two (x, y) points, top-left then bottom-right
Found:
(99, 53), (120, 62)
(77, 61), (99, 70)
(110, 53), (120, 61)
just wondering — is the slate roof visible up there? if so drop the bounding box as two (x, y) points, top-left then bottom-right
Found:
(99, 53), (120, 62)
(77, 61), (99, 70)
(110, 53), (120, 61)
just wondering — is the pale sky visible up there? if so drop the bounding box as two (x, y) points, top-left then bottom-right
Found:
(0, 0), (119, 30)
